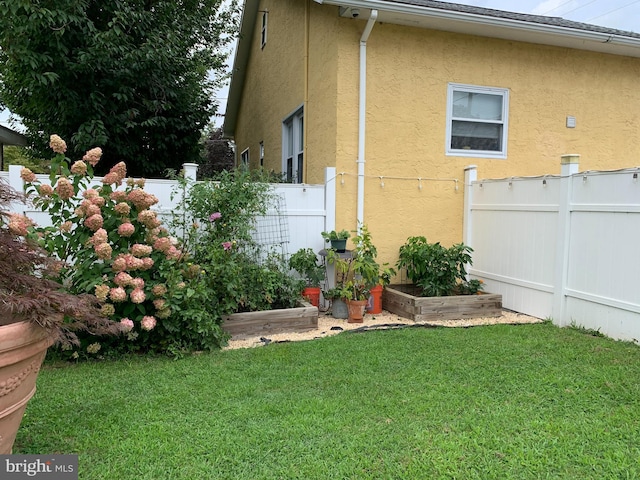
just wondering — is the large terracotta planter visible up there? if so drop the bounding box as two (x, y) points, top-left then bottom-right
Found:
(346, 299), (368, 323)
(0, 320), (53, 454)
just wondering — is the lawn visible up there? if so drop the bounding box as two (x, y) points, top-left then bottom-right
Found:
(15, 323), (640, 479)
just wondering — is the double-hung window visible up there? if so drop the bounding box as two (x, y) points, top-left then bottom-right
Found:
(446, 83), (509, 159)
(240, 148), (249, 171)
(283, 108), (304, 183)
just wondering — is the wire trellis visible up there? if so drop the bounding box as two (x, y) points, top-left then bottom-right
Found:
(250, 192), (290, 263)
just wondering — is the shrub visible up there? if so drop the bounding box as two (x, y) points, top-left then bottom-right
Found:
(396, 236), (482, 297)
(21, 135), (227, 358)
(174, 170), (303, 319)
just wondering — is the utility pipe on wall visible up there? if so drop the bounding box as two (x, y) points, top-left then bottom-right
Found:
(356, 9), (378, 230)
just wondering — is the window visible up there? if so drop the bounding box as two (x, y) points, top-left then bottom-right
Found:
(240, 148), (249, 171)
(260, 11), (268, 48)
(446, 83), (509, 159)
(259, 141), (264, 167)
(283, 108), (304, 183)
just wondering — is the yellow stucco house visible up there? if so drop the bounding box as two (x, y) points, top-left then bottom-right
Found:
(223, 0), (640, 266)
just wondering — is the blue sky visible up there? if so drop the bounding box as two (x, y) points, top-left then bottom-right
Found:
(2, 0), (639, 129)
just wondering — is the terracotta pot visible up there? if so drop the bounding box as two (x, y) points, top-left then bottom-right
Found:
(302, 286), (321, 307)
(346, 299), (368, 323)
(0, 320), (53, 454)
(367, 284), (383, 314)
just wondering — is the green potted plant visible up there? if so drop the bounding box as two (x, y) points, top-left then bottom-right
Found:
(288, 248), (324, 307)
(321, 229), (351, 252)
(0, 178), (119, 454)
(326, 225), (381, 322)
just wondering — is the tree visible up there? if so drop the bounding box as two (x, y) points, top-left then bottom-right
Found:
(0, 0), (238, 177)
(199, 125), (235, 178)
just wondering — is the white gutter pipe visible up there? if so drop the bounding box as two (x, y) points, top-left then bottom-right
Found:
(357, 9), (377, 230)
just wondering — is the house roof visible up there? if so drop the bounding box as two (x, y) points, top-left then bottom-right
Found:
(0, 124), (27, 147)
(223, 0), (640, 138)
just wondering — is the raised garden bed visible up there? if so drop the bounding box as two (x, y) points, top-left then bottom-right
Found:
(382, 284), (502, 322)
(222, 300), (318, 336)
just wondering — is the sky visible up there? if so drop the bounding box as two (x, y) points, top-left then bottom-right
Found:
(2, 0), (639, 130)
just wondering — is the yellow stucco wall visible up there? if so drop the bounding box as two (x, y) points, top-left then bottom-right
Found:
(234, 0), (307, 174)
(233, 2), (640, 269)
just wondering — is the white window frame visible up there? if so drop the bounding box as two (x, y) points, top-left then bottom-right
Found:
(260, 11), (268, 48)
(259, 141), (264, 167)
(282, 106), (304, 183)
(445, 83), (509, 159)
(240, 148), (249, 171)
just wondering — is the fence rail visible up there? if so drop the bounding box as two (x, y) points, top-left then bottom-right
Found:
(464, 157), (640, 342)
(1, 164), (336, 261)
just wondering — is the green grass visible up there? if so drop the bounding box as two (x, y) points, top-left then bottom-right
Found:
(15, 323), (640, 479)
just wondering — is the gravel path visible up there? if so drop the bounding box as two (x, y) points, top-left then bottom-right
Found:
(223, 309), (542, 350)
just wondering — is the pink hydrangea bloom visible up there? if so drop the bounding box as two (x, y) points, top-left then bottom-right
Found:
(128, 189), (158, 210)
(70, 161), (87, 176)
(83, 189), (99, 199)
(90, 196), (106, 207)
(131, 244), (152, 257)
(102, 172), (121, 186)
(141, 316), (157, 331)
(55, 177), (75, 200)
(114, 272), (133, 287)
(94, 242), (112, 260)
(153, 237), (172, 253)
(95, 284), (110, 301)
(20, 167), (36, 183)
(152, 284), (167, 297)
(91, 228), (108, 245)
(109, 287), (127, 302)
(120, 318), (134, 332)
(110, 190), (127, 202)
(7, 213), (34, 236)
(49, 134), (67, 154)
(39, 184), (54, 196)
(114, 202), (131, 216)
(111, 255), (128, 272)
(140, 257), (154, 270)
(153, 298), (166, 310)
(83, 147), (102, 167)
(131, 277), (145, 289)
(110, 162), (127, 182)
(165, 245), (182, 260)
(84, 214), (104, 231)
(85, 204), (101, 217)
(130, 288), (146, 304)
(118, 222), (135, 237)
(60, 221), (73, 233)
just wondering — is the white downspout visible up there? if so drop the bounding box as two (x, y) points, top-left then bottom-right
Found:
(357, 9), (378, 230)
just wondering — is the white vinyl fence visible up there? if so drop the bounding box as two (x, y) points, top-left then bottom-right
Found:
(1, 164), (336, 259)
(464, 156), (640, 342)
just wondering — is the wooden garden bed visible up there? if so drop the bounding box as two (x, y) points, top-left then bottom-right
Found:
(222, 300), (318, 336)
(382, 285), (502, 322)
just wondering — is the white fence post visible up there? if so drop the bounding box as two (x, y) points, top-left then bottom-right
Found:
(552, 154), (580, 326)
(463, 165), (477, 249)
(182, 163), (198, 182)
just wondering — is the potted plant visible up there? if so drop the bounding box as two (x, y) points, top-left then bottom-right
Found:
(288, 248), (324, 307)
(321, 229), (351, 252)
(384, 236), (501, 321)
(0, 178), (119, 454)
(322, 286), (350, 319)
(326, 225), (381, 323)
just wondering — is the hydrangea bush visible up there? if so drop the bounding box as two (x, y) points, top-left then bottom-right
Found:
(20, 135), (227, 358)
